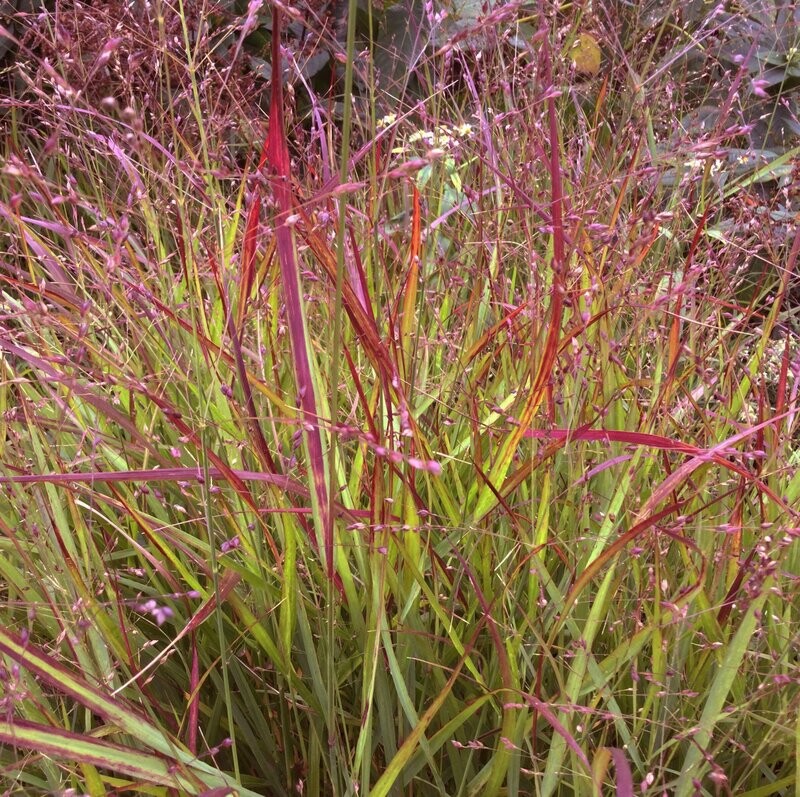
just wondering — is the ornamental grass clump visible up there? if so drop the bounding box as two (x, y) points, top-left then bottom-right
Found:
(0, 0), (799, 795)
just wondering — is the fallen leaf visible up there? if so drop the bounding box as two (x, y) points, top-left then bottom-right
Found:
(571, 33), (601, 77)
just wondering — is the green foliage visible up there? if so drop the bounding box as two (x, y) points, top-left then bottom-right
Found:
(0, 1), (799, 796)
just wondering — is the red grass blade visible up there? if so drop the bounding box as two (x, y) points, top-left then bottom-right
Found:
(398, 186), (422, 381)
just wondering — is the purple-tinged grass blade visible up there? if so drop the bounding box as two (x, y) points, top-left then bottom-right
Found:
(0, 627), (261, 795)
(609, 748), (635, 797)
(0, 720), (200, 791)
(258, 9), (332, 575)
